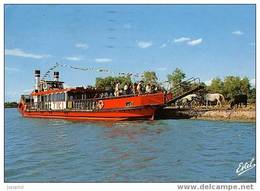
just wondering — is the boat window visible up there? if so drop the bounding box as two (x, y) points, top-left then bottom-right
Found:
(60, 93), (63, 101)
(54, 93), (65, 101)
(57, 93), (60, 101)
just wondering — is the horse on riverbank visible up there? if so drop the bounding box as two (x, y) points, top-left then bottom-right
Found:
(204, 93), (225, 107)
(177, 94), (201, 108)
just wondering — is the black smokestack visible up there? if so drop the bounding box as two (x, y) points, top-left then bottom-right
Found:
(34, 70), (40, 90)
(35, 70), (40, 77)
(54, 71), (59, 81)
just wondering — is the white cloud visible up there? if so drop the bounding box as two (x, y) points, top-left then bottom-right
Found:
(22, 88), (33, 94)
(232, 30), (243, 36)
(187, 38), (203, 46)
(173, 37), (203, 46)
(95, 58), (112, 63)
(123, 24), (132, 29)
(64, 56), (82, 61)
(5, 67), (20, 72)
(174, 37), (191, 43)
(75, 43), (89, 49)
(157, 67), (167, 71)
(250, 78), (255, 87)
(5, 48), (50, 59)
(205, 79), (212, 86)
(5, 91), (21, 101)
(137, 41), (153, 48)
(159, 43), (167, 48)
(63, 83), (72, 88)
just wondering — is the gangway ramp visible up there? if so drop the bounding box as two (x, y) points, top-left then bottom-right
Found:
(166, 77), (205, 105)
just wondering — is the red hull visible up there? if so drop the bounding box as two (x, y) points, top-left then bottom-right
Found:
(18, 92), (169, 121)
(19, 106), (156, 121)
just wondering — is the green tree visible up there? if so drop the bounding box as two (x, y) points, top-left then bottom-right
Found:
(240, 77), (250, 95)
(223, 76), (242, 99)
(95, 76), (132, 90)
(207, 78), (224, 93)
(167, 68), (186, 88)
(142, 71), (158, 84)
(249, 87), (256, 101)
(4, 102), (18, 108)
(116, 75), (132, 88)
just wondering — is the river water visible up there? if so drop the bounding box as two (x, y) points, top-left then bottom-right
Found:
(5, 108), (255, 182)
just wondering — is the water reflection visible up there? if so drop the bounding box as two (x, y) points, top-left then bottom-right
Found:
(104, 120), (168, 139)
(96, 120), (169, 182)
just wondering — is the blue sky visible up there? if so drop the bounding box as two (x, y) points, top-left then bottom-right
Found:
(5, 4), (255, 101)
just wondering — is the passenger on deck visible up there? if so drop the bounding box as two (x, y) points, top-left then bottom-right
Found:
(151, 84), (156, 93)
(145, 83), (152, 93)
(137, 81), (144, 95)
(132, 83), (137, 94)
(114, 81), (120, 97)
(123, 83), (129, 95)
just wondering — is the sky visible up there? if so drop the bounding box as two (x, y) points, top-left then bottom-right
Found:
(4, 4), (256, 101)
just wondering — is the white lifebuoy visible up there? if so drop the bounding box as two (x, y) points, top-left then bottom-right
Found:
(97, 100), (104, 109)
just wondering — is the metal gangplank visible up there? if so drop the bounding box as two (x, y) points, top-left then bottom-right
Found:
(166, 77), (205, 105)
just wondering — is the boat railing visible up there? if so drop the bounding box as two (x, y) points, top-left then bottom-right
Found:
(25, 98), (98, 111)
(24, 91), (164, 111)
(69, 99), (97, 110)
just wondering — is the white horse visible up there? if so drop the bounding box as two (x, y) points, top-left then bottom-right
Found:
(204, 93), (225, 107)
(177, 94), (200, 108)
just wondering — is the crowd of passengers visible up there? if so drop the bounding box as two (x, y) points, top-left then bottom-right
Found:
(98, 81), (160, 98)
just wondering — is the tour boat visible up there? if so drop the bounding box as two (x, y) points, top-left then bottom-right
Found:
(18, 70), (173, 121)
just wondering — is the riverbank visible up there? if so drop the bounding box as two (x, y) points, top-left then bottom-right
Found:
(194, 109), (255, 122)
(156, 105), (256, 122)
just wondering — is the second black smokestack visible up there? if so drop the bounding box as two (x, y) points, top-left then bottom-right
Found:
(54, 71), (59, 81)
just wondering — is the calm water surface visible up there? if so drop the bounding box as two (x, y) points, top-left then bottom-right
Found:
(5, 108), (255, 182)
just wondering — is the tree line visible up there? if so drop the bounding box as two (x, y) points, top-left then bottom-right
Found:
(95, 68), (255, 101)
(4, 102), (18, 108)
(207, 76), (255, 101)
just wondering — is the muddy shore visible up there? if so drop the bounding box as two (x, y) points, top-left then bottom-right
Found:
(155, 106), (256, 122)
